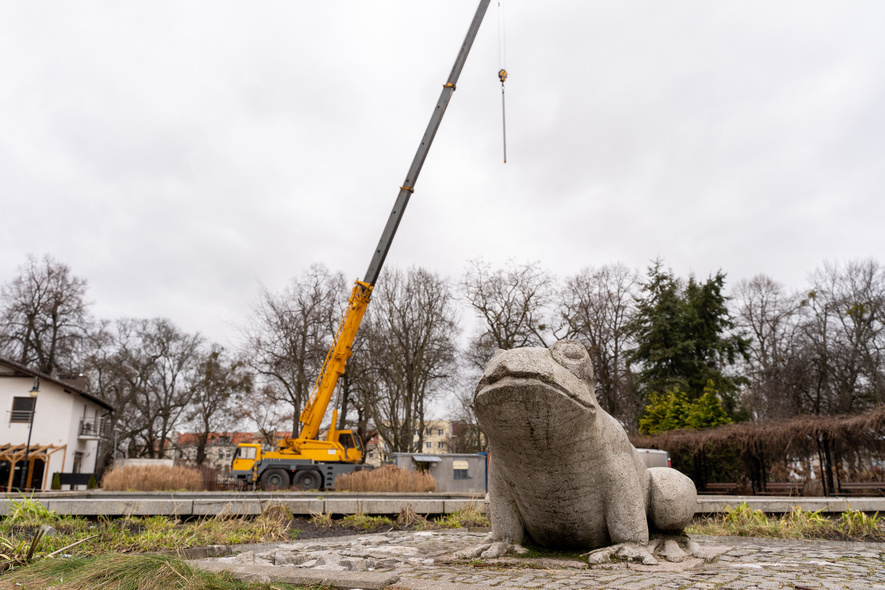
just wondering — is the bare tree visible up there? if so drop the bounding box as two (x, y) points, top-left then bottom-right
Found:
(85, 320), (141, 470)
(86, 318), (202, 460)
(560, 263), (640, 428)
(735, 262), (885, 419)
(240, 264), (347, 434)
(447, 368), (487, 453)
(0, 254), (92, 375)
(461, 259), (559, 370)
(734, 275), (807, 419)
(185, 345), (252, 465)
(137, 318), (203, 457)
(358, 267), (459, 453)
(240, 384), (295, 448)
(799, 260), (885, 414)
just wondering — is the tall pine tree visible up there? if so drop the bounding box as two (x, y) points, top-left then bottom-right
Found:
(627, 260), (749, 419)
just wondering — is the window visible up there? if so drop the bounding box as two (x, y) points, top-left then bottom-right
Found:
(437, 429), (443, 436)
(453, 459), (469, 480)
(425, 442), (432, 449)
(10, 397), (35, 423)
(337, 432), (355, 450)
(233, 446), (257, 461)
(73, 452), (84, 474)
(437, 442), (446, 449)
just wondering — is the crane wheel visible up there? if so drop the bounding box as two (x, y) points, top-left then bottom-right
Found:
(294, 470), (324, 491)
(260, 468), (290, 490)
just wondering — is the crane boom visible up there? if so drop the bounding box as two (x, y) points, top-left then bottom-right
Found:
(295, 0), (491, 449)
(363, 0), (491, 286)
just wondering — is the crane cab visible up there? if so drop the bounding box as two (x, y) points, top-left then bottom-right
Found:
(230, 443), (262, 477)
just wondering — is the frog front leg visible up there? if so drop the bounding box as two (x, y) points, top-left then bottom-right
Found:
(588, 467), (700, 565)
(486, 458), (524, 544)
(586, 463), (657, 565)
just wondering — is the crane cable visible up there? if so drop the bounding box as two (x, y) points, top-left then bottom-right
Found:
(498, 0), (508, 164)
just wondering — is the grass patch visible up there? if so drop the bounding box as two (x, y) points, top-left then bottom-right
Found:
(0, 553), (328, 590)
(435, 503), (490, 529)
(0, 509), (294, 560)
(333, 465), (436, 492)
(101, 465), (204, 492)
(4, 495), (57, 524)
(308, 511), (334, 528)
(339, 513), (394, 532)
(0, 529), (44, 573)
(688, 502), (885, 541)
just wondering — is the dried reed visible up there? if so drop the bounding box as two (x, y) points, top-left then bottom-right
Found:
(101, 464), (204, 492)
(333, 465), (436, 492)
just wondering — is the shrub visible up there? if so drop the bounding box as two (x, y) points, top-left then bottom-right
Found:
(86, 474), (98, 489)
(50, 473), (61, 490)
(333, 465), (436, 492)
(101, 465), (203, 492)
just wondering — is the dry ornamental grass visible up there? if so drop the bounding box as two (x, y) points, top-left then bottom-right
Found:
(101, 465), (204, 492)
(333, 465), (436, 492)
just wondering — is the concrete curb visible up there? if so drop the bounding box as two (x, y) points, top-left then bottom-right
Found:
(0, 492), (486, 517)
(696, 494), (885, 514)
(4, 492), (885, 517)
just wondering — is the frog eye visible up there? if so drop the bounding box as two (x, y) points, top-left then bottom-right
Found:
(550, 340), (594, 381)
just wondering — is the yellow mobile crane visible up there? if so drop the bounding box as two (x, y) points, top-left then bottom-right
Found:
(232, 0), (491, 491)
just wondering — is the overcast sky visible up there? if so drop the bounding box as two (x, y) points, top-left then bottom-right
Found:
(2, 1), (884, 348)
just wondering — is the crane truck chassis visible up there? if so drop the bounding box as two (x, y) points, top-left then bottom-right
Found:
(231, 0), (491, 490)
(231, 437), (368, 491)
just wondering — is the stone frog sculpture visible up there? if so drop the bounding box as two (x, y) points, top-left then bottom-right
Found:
(472, 340), (698, 564)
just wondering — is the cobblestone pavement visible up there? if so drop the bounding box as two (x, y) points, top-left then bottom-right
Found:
(396, 532), (885, 590)
(193, 530), (885, 590)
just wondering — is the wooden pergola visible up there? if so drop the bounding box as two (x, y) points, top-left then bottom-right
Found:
(0, 443), (66, 491)
(630, 405), (885, 495)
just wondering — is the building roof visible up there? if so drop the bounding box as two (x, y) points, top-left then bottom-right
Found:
(0, 356), (114, 412)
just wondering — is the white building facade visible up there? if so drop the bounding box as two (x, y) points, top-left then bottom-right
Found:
(0, 357), (113, 491)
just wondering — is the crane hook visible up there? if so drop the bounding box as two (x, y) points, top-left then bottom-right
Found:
(498, 69), (508, 163)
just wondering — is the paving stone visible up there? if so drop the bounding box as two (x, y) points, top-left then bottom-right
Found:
(187, 529), (885, 590)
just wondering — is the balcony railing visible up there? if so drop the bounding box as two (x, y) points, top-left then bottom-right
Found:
(79, 419), (110, 439)
(10, 410), (34, 423)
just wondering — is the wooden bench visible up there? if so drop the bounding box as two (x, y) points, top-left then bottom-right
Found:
(703, 483), (740, 495)
(838, 482), (885, 496)
(758, 482), (805, 496)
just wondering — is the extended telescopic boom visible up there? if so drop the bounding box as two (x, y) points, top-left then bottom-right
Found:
(296, 0), (491, 445)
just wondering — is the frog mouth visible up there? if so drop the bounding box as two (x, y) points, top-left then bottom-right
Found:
(475, 375), (595, 412)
